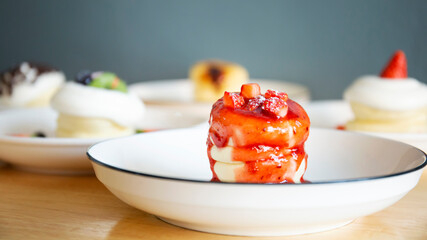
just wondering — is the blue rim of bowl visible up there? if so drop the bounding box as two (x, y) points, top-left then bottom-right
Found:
(86, 146), (427, 186)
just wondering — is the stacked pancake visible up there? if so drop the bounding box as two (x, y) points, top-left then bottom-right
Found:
(207, 83), (310, 183)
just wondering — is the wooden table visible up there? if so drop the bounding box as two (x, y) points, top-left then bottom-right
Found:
(1, 165), (427, 240)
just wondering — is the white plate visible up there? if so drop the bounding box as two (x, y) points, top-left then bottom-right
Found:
(87, 127), (426, 236)
(129, 79), (311, 104)
(306, 100), (427, 153)
(0, 107), (205, 175)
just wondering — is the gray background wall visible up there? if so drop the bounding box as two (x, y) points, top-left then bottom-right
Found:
(1, 0), (426, 100)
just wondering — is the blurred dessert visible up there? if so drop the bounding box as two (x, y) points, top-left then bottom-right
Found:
(0, 62), (65, 107)
(344, 50), (427, 133)
(51, 71), (145, 138)
(190, 60), (248, 102)
(207, 83), (310, 183)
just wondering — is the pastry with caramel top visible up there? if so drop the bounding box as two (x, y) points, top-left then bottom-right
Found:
(190, 60), (248, 102)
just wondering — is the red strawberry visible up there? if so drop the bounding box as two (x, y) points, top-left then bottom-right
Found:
(223, 92), (244, 109)
(265, 89), (288, 101)
(262, 97), (288, 118)
(380, 50), (408, 79)
(246, 97), (263, 111)
(241, 83), (261, 99)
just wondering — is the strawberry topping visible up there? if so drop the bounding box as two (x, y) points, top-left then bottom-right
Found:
(241, 83), (261, 99)
(380, 50), (408, 79)
(223, 91), (244, 108)
(265, 89), (288, 101)
(221, 84), (291, 118)
(262, 97), (288, 118)
(246, 97), (263, 111)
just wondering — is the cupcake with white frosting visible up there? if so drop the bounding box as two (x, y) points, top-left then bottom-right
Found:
(0, 62), (65, 108)
(51, 71), (145, 138)
(344, 50), (427, 133)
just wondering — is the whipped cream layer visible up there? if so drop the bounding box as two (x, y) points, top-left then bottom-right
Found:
(0, 71), (65, 107)
(51, 82), (145, 128)
(344, 75), (427, 111)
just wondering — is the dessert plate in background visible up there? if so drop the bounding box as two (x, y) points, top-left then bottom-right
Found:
(0, 107), (205, 175)
(305, 100), (354, 128)
(129, 79), (311, 104)
(87, 127), (426, 236)
(306, 100), (427, 153)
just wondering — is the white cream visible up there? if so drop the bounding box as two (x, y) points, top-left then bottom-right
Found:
(0, 71), (65, 107)
(293, 157), (306, 183)
(344, 75), (427, 111)
(211, 145), (234, 163)
(214, 161), (245, 182)
(51, 82), (145, 128)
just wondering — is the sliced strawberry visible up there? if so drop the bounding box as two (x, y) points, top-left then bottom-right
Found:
(223, 92), (244, 109)
(241, 83), (261, 99)
(246, 97), (263, 111)
(265, 89), (288, 101)
(380, 50), (408, 79)
(262, 97), (288, 118)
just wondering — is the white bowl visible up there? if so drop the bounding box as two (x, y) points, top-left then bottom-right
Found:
(87, 127), (426, 236)
(0, 107), (205, 174)
(306, 100), (427, 153)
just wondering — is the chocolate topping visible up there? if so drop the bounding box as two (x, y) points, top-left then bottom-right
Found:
(207, 66), (225, 85)
(0, 62), (56, 96)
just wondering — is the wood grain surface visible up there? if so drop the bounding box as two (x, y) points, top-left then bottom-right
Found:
(1, 166), (426, 240)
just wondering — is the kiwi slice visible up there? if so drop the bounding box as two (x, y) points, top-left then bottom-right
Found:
(89, 72), (127, 93)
